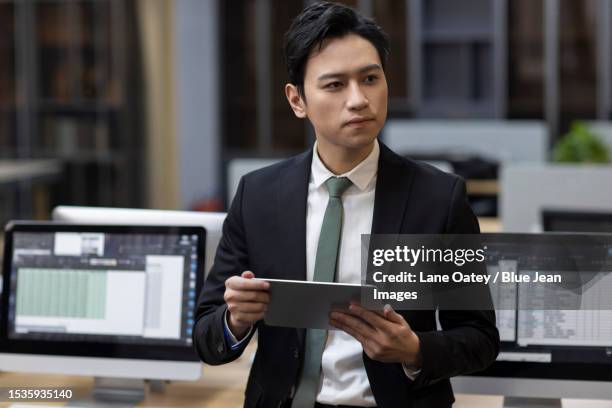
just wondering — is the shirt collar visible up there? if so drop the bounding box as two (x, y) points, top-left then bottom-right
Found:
(311, 139), (379, 192)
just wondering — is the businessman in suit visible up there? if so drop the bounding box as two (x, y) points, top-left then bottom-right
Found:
(193, 2), (499, 407)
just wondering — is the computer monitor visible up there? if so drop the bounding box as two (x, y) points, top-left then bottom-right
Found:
(500, 164), (612, 232)
(0, 222), (206, 402)
(452, 233), (612, 407)
(542, 209), (612, 233)
(52, 206), (226, 277)
(383, 120), (549, 163)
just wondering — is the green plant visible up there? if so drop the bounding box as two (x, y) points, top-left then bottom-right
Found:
(552, 121), (610, 163)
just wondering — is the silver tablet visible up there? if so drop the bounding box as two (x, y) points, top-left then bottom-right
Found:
(255, 278), (381, 330)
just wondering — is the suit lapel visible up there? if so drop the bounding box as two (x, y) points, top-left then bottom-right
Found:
(276, 149), (312, 349)
(371, 142), (414, 236)
(276, 149), (312, 282)
(366, 143), (417, 407)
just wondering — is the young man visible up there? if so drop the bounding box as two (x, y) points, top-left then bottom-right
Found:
(193, 2), (499, 407)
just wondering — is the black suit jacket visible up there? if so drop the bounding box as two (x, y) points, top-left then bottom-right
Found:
(193, 143), (500, 408)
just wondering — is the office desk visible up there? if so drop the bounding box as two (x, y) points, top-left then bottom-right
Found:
(466, 179), (499, 196)
(478, 216), (501, 232)
(0, 355), (250, 408)
(2, 349), (612, 408)
(0, 340), (257, 407)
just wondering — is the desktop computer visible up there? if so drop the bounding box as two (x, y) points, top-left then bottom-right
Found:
(51, 206), (226, 277)
(0, 221), (206, 403)
(453, 233), (612, 407)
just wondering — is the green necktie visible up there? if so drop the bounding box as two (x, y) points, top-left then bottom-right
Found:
(292, 176), (353, 408)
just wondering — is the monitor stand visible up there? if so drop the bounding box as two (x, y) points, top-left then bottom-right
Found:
(67, 377), (166, 407)
(503, 397), (562, 408)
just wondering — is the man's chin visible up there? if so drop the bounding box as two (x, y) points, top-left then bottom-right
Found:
(333, 139), (377, 156)
(342, 133), (378, 149)
(317, 132), (378, 152)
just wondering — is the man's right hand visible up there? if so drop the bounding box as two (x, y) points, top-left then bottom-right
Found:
(224, 271), (270, 340)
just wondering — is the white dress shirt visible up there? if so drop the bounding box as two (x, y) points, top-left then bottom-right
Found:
(308, 140), (379, 406)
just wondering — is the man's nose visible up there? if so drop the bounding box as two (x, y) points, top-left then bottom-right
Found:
(346, 82), (369, 110)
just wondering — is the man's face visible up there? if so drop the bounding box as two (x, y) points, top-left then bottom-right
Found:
(290, 34), (388, 152)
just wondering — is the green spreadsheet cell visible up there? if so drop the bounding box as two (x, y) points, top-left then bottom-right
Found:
(15, 268), (107, 319)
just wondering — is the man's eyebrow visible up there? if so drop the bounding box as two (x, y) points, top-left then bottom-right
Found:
(317, 64), (382, 81)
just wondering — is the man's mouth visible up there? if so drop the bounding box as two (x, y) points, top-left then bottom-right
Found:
(345, 117), (375, 126)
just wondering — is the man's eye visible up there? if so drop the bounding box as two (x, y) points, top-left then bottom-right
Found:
(364, 75), (378, 83)
(325, 81), (342, 90)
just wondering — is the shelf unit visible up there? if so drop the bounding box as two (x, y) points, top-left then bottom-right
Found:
(542, 0), (612, 141)
(0, 2), (16, 158)
(408, 0), (507, 119)
(0, 0), (144, 222)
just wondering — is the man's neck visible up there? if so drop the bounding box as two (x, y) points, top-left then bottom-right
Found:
(316, 140), (375, 175)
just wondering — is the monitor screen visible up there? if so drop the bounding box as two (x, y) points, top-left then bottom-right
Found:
(480, 233), (612, 381)
(542, 210), (612, 233)
(1, 222), (205, 361)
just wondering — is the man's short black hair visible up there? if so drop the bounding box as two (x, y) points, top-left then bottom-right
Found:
(283, 1), (390, 98)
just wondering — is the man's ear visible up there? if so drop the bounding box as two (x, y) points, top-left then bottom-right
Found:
(285, 83), (307, 119)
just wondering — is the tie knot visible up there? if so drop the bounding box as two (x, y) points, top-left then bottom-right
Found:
(325, 177), (352, 198)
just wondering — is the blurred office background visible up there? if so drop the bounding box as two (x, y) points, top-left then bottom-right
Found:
(2, 2), (612, 407)
(1, 0), (612, 227)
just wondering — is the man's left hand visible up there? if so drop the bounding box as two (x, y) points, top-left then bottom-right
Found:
(330, 304), (421, 367)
